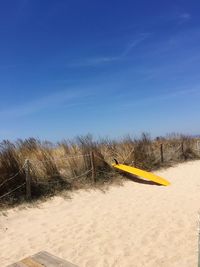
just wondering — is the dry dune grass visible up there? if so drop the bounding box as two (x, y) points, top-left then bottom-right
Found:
(0, 133), (199, 205)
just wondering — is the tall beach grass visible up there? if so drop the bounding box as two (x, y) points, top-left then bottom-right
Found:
(0, 133), (199, 205)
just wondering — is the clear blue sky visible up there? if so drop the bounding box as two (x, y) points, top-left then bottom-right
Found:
(0, 0), (200, 141)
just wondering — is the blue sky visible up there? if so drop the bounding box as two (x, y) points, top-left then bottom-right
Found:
(0, 0), (200, 141)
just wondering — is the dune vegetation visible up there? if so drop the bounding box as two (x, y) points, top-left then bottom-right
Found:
(0, 133), (199, 206)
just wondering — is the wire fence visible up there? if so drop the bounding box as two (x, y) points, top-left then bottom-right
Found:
(0, 162), (26, 189)
(0, 183), (26, 200)
(157, 141), (199, 162)
(0, 140), (200, 202)
(0, 152), (96, 201)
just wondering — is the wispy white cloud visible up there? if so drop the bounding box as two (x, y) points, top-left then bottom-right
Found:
(68, 33), (150, 67)
(68, 56), (118, 67)
(179, 13), (191, 20)
(121, 33), (151, 57)
(0, 89), (90, 118)
(177, 13), (191, 24)
(161, 12), (191, 25)
(115, 87), (200, 111)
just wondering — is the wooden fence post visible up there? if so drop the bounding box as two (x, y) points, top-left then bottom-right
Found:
(25, 159), (31, 200)
(160, 143), (164, 163)
(181, 142), (184, 154)
(90, 151), (96, 183)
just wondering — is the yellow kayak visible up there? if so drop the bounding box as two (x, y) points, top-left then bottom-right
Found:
(112, 163), (170, 186)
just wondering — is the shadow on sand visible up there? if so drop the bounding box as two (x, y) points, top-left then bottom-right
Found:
(119, 171), (162, 186)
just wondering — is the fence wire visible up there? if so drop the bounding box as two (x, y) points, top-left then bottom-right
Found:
(0, 141), (200, 201)
(0, 183), (25, 200)
(0, 162), (26, 189)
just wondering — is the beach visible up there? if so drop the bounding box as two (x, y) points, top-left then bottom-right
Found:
(1, 160), (200, 267)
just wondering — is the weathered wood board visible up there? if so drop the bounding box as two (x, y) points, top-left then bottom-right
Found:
(7, 251), (78, 267)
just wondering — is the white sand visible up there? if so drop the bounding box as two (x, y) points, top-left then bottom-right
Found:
(1, 160), (200, 267)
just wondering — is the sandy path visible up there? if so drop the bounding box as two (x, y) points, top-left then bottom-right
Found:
(1, 160), (200, 267)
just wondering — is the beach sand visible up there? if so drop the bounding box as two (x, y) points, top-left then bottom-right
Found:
(1, 160), (200, 267)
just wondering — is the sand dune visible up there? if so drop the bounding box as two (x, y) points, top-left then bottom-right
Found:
(1, 160), (200, 267)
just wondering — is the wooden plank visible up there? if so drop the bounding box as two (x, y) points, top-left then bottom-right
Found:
(7, 262), (27, 267)
(21, 257), (44, 267)
(7, 251), (78, 267)
(32, 251), (78, 267)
